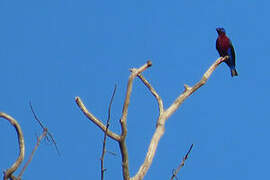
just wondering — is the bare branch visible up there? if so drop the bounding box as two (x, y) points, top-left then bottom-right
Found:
(131, 121), (165, 180)
(164, 56), (227, 119)
(75, 96), (121, 142)
(17, 102), (60, 179)
(137, 74), (164, 116)
(170, 144), (194, 180)
(101, 85), (117, 180)
(0, 113), (25, 180)
(119, 61), (152, 180)
(29, 102), (60, 155)
(18, 129), (47, 179)
(120, 60), (152, 135)
(29, 102), (45, 129)
(131, 57), (226, 180)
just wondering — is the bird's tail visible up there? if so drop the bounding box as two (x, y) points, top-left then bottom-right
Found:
(231, 69), (238, 77)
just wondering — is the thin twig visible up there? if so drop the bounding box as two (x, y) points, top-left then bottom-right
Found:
(170, 144), (194, 180)
(0, 112), (25, 180)
(29, 102), (60, 155)
(101, 85), (117, 180)
(18, 129), (47, 179)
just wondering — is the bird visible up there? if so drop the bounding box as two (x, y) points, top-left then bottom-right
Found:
(216, 27), (238, 77)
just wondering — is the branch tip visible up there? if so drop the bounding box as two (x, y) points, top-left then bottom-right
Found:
(75, 96), (121, 141)
(147, 60), (152, 67)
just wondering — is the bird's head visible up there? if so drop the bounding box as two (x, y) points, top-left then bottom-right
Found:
(216, 27), (226, 36)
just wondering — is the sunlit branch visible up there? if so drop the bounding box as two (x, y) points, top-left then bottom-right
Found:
(1, 113), (25, 180)
(18, 129), (47, 179)
(119, 61), (152, 180)
(75, 97), (121, 142)
(137, 74), (164, 116)
(131, 57), (227, 180)
(164, 56), (227, 118)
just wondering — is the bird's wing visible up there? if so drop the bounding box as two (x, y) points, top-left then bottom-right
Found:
(228, 41), (236, 66)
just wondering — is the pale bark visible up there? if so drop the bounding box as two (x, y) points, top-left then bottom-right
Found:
(1, 113), (25, 180)
(76, 57), (227, 180)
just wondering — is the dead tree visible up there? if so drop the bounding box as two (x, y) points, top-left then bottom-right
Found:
(75, 56), (228, 180)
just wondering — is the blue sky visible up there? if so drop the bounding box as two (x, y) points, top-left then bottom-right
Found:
(0, 0), (268, 179)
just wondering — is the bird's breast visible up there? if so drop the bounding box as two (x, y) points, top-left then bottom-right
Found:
(218, 37), (230, 50)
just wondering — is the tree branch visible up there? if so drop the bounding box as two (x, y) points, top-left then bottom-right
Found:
(101, 85), (117, 180)
(131, 57), (227, 180)
(137, 74), (164, 116)
(0, 112), (25, 180)
(29, 102), (60, 156)
(164, 56), (227, 119)
(170, 144), (194, 180)
(120, 60), (153, 136)
(18, 129), (47, 179)
(75, 61), (152, 180)
(119, 61), (152, 180)
(17, 102), (60, 179)
(75, 97), (121, 142)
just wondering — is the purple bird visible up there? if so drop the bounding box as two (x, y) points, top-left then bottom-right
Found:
(216, 27), (238, 77)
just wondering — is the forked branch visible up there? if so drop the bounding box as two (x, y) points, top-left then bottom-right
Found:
(76, 57), (226, 180)
(120, 60), (152, 136)
(131, 56), (227, 180)
(119, 61), (152, 180)
(75, 61), (152, 180)
(17, 102), (60, 179)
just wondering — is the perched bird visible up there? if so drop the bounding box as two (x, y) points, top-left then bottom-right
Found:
(216, 27), (238, 77)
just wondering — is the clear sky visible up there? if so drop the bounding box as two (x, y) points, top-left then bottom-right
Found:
(0, 0), (268, 180)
